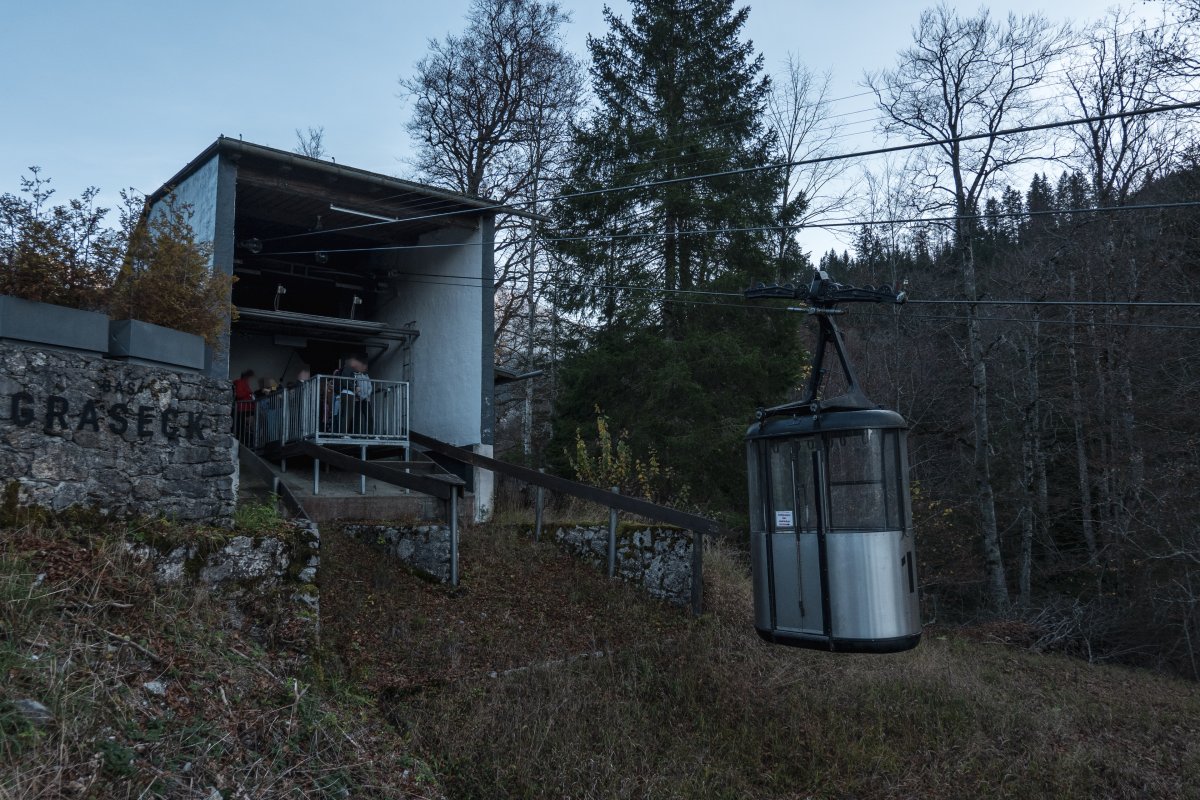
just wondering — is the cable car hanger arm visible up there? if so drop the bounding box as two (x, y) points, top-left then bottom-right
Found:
(744, 269), (908, 308)
(748, 271), (905, 420)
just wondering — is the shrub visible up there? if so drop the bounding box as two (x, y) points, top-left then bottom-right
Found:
(0, 169), (235, 347)
(110, 193), (236, 348)
(0, 168), (121, 310)
(569, 406), (690, 506)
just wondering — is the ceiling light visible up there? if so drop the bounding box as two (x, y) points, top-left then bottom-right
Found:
(330, 204), (399, 223)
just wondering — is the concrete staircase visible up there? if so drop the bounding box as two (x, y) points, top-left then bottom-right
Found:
(243, 446), (471, 523)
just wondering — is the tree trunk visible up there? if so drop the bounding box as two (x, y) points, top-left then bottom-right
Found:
(1068, 275), (1098, 561)
(962, 239), (1007, 609)
(1018, 328), (1040, 606)
(522, 173), (540, 463)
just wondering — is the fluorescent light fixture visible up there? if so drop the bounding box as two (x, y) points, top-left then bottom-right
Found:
(334, 282), (363, 290)
(329, 203), (399, 223)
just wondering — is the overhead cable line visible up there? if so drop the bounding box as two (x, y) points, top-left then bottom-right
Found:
(262, 19), (1190, 244)
(258, 98), (1200, 244)
(597, 283), (1200, 309)
(535, 17), (1195, 184)
(644, 295), (1200, 331)
(261, 197), (1200, 258)
(859, 310), (1200, 332)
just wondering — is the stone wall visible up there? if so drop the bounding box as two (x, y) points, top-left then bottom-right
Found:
(342, 522), (452, 583)
(550, 525), (693, 607)
(125, 518), (320, 644)
(0, 343), (237, 523)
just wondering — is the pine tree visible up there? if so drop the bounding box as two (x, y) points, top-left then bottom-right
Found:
(554, 0), (785, 330)
(549, 0), (804, 511)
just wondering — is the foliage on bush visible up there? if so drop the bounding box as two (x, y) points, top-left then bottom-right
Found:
(110, 193), (235, 348)
(0, 168), (122, 310)
(0, 168), (234, 347)
(569, 406), (689, 506)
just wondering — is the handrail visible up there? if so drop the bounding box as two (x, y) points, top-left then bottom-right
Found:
(236, 375), (410, 450)
(297, 441), (462, 500)
(238, 445), (311, 519)
(409, 431), (723, 535)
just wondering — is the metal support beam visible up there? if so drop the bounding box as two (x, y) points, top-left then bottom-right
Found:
(691, 529), (704, 617)
(534, 469), (545, 543)
(296, 442), (461, 499)
(608, 487), (619, 578)
(313, 457), (320, 495)
(409, 431), (722, 535)
(449, 491), (459, 587)
(360, 445), (367, 495)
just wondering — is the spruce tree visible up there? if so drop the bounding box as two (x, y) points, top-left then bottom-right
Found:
(555, 0), (787, 327)
(550, 0), (805, 512)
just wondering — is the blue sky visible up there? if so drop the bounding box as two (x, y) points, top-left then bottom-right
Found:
(1, 0), (1133, 254)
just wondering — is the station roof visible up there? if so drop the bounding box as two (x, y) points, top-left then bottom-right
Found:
(149, 136), (541, 222)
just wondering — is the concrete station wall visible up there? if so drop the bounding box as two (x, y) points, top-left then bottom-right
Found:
(371, 224), (486, 447)
(370, 221), (496, 520)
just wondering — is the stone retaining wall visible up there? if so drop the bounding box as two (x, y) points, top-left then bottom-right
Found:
(125, 518), (320, 644)
(342, 522), (452, 583)
(550, 525), (693, 606)
(0, 343), (236, 523)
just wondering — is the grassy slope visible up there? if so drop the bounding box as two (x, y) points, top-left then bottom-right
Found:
(326, 524), (1200, 800)
(0, 515), (438, 799)
(3, 515), (1199, 799)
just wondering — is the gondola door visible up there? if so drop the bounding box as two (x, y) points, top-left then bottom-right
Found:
(764, 438), (824, 636)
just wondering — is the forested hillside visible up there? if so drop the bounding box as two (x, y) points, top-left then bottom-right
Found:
(828, 162), (1200, 674)
(404, 0), (1200, 675)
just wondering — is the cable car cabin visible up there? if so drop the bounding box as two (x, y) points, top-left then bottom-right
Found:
(746, 409), (919, 652)
(743, 270), (921, 653)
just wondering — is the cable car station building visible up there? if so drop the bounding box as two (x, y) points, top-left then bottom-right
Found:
(150, 137), (509, 519)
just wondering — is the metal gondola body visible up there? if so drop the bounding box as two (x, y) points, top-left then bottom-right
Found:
(744, 272), (921, 653)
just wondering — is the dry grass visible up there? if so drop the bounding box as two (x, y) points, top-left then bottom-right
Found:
(5, 514), (1200, 800)
(320, 521), (687, 693)
(366, 530), (1200, 800)
(0, 516), (438, 799)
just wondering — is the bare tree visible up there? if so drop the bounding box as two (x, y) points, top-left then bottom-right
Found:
(868, 4), (1068, 610)
(1064, 9), (1188, 205)
(1058, 9), (1197, 560)
(401, 0), (583, 461)
(293, 126), (328, 159)
(766, 55), (853, 274)
(401, 0), (581, 203)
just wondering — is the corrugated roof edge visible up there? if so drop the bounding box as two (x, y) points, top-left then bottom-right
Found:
(147, 136), (547, 221)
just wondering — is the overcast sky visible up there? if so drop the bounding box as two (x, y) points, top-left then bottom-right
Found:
(0, 0), (1153, 257)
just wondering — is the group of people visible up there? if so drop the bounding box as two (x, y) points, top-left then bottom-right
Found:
(231, 355), (374, 446)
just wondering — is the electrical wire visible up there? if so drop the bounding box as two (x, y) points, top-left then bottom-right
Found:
(259, 197), (1200, 258)
(595, 282), (1200, 310)
(256, 98), (1200, 243)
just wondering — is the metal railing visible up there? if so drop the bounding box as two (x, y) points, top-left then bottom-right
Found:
(232, 374), (409, 450)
